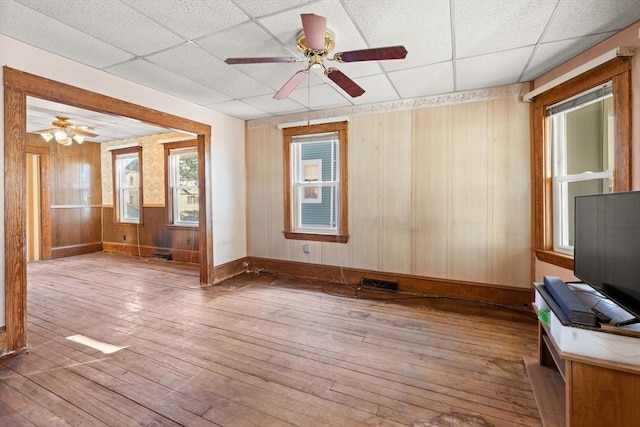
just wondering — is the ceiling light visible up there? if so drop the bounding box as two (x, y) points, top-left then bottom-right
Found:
(73, 134), (85, 144)
(41, 132), (53, 142)
(59, 138), (73, 146)
(54, 129), (68, 142)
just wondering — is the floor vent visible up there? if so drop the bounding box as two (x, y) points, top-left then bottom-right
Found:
(152, 252), (172, 260)
(360, 277), (399, 292)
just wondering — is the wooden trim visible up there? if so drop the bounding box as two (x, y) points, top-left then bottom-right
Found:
(3, 66), (214, 354)
(4, 83), (28, 354)
(51, 242), (103, 259)
(26, 145), (52, 259)
(535, 249), (574, 270)
(283, 231), (349, 243)
(213, 257), (250, 283)
(282, 121), (349, 243)
(103, 242), (199, 264)
(531, 57), (632, 268)
(612, 70), (631, 192)
(248, 257), (534, 308)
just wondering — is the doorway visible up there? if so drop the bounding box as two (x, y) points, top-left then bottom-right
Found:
(26, 153), (41, 261)
(3, 66), (214, 354)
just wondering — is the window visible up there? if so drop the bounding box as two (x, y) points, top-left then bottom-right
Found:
(112, 147), (142, 224)
(549, 83), (614, 254)
(532, 57), (631, 268)
(283, 122), (348, 243)
(165, 141), (198, 226)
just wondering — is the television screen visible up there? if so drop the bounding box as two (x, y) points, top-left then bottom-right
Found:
(574, 191), (640, 318)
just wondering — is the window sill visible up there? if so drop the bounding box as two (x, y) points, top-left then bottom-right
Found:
(165, 224), (199, 230)
(534, 249), (574, 271)
(284, 231), (349, 243)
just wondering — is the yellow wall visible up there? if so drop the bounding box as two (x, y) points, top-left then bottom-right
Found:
(246, 83), (531, 289)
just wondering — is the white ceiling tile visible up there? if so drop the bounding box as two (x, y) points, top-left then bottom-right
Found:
(456, 46), (533, 91)
(542, 0), (640, 42)
(521, 32), (617, 82)
(345, 0), (452, 71)
(287, 82), (353, 110)
(120, 0), (250, 40)
(1, 0), (134, 68)
(14, 0), (184, 55)
(106, 58), (232, 105)
(233, 0), (319, 18)
(349, 74), (400, 105)
(207, 100), (272, 120)
(242, 94), (307, 116)
(144, 44), (274, 99)
(454, 0), (557, 58)
(388, 62), (454, 98)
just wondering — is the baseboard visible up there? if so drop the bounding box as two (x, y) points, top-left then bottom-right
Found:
(248, 257), (533, 308)
(213, 257), (250, 283)
(51, 242), (103, 259)
(103, 242), (199, 264)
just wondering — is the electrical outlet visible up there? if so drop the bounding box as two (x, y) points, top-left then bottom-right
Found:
(303, 244), (310, 254)
(186, 237), (191, 246)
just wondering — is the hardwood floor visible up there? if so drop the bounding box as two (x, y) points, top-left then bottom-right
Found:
(1, 253), (541, 426)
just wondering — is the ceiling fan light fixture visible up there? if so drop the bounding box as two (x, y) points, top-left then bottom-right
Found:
(41, 132), (54, 142)
(73, 134), (85, 144)
(54, 129), (68, 142)
(59, 138), (73, 146)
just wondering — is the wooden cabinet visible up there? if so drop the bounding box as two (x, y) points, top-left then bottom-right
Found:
(527, 288), (640, 426)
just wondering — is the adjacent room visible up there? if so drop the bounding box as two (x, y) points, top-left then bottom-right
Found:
(1, 1), (640, 426)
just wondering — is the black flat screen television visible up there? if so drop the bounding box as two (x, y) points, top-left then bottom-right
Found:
(574, 191), (640, 324)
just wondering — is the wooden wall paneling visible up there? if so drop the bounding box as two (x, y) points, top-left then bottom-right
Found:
(411, 106), (451, 278)
(268, 127), (287, 259)
(380, 111), (413, 274)
(245, 127), (277, 258)
(449, 102), (490, 283)
(489, 97), (532, 286)
(55, 208), (83, 247)
(343, 114), (382, 271)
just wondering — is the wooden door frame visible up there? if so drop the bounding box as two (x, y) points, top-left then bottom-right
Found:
(25, 146), (52, 260)
(3, 66), (214, 353)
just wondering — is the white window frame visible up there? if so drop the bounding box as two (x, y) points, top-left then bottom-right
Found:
(550, 84), (613, 254)
(168, 146), (199, 227)
(113, 149), (142, 224)
(291, 134), (339, 233)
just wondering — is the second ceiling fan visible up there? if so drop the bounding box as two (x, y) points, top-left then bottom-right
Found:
(225, 13), (408, 100)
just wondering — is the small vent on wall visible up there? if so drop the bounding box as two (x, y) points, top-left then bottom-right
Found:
(360, 277), (398, 292)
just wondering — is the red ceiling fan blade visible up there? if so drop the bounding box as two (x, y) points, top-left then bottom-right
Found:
(301, 14), (327, 50)
(334, 45), (408, 62)
(274, 70), (308, 100)
(325, 68), (365, 98)
(225, 57), (297, 64)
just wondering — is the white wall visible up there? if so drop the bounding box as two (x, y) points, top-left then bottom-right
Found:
(0, 35), (247, 327)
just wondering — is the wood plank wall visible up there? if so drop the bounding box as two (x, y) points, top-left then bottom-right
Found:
(245, 87), (531, 291)
(27, 133), (102, 258)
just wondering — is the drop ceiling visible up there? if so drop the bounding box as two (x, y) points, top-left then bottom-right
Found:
(2, 0), (640, 128)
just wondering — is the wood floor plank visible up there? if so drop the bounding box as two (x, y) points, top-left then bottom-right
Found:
(0, 253), (542, 426)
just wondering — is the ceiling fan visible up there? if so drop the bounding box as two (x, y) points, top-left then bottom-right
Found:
(35, 116), (99, 145)
(225, 13), (408, 100)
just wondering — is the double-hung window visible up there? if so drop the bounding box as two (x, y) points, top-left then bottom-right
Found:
(112, 147), (142, 224)
(166, 142), (198, 226)
(532, 57), (631, 268)
(549, 83), (614, 254)
(283, 122), (348, 243)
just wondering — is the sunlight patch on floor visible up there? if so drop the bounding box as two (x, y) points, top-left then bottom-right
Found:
(65, 334), (127, 354)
